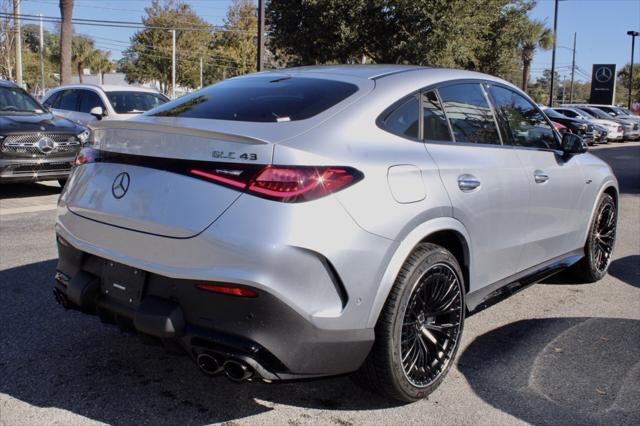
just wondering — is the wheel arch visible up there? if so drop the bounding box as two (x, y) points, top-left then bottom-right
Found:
(582, 179), (619, 245)
(366, 217), (472, 328)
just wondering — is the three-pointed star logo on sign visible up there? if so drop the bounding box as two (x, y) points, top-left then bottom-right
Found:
(595, 66), (613, 83)
(111, 172), (130, 199)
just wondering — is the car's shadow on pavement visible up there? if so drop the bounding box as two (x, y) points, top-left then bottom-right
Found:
(0, 182), (62, 199)
(459, 317), (640, 426)
(608, 255), (640, 288)
(0, 260), (398, 425)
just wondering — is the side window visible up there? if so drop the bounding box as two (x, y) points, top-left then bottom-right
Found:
(489, 85), (559, 150)
(78, 90), (105, 113)
(57, 90), (80, 111)
(422, 90), (452, 142)
(382, 94), (419, 139)
(438, 83), (500, 145)
(42, 92), (60, 108)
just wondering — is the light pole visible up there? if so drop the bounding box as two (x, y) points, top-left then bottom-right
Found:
(257, 0), (265, 71)
(548, 0), (560, 107)
(626, 30), (638, 110)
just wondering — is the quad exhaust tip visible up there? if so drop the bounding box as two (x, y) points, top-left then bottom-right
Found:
(196, 353), (254, 382)
(223, 359), (254, 382)
(196, 353), (223, 375)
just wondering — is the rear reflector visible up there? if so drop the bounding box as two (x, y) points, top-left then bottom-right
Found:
(195, 283), (258, 298)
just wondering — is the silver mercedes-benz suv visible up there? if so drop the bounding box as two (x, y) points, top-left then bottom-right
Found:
(54, 66), (618, 402)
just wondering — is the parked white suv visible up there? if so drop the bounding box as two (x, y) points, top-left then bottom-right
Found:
(42, 84), (169, 126)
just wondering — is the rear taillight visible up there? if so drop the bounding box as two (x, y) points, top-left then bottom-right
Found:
(74, 147), (100, 166)
(189, 165), (362, 202)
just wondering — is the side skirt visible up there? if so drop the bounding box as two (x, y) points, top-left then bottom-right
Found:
(466, 248), (584, 316)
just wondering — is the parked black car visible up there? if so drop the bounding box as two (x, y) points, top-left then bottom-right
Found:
(0, 80), (89, 185)
(542, 107), (595, 145)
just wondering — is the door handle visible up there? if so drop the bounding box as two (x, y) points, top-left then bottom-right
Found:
(534, 170), (549, 184)
(457, 174), (481, 192)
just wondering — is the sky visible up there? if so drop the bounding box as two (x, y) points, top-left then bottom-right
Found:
(18, 0), (640, 83)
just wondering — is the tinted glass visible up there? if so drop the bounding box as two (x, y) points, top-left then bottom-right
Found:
(58, 90), (80, 111)
(42, 91), (60, 108)
(438, 84), (500, 145)
(556, 108), (578, 118)
(151, 76), (358, 122)
(106, 91), (168, 114)
(79, 90), (105, 113)
(580, 107), (609, 119)
(541, 108), (564, 119)
(489, 85), (559, 150)
(383, 95), (419, 139)
(422, 90), (452, 142)
(0, 86), (44, 114)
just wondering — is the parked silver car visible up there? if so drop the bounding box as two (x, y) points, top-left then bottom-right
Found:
(54, 66), (618, 402)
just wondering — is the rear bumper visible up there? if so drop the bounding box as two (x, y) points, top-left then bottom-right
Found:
(0, 157), (73, 183)
(54, 236), (374, 379)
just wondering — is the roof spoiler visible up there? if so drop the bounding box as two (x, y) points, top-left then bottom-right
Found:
(89, 120), (269, 146)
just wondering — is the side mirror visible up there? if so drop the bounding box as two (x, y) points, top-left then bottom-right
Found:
(608, 112), (616, 117)
(89, 106), (106, 120)
(562, 132), (587, 156)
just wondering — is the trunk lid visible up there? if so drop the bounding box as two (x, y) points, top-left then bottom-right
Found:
(63, 119), (275, 238)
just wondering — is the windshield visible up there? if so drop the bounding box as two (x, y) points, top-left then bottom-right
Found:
(150, 76), (359, 122)
(542, 108), (564, 119)
(106, 91), (169, 114)
(0, 86), (45, 114)
(574, 109), (594, 118)
(611, 106), (628, 116)
(583, 107), (611, 119)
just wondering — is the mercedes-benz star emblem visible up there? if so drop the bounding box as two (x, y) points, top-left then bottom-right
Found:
(111, 172), (130, 199)
(595, 67), (612, 83)
(36, 136), (56, 154)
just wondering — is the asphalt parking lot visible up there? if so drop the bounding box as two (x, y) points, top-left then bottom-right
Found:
(1, 143), (639, 426)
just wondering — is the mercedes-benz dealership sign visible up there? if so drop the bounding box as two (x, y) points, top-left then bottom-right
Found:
(589, 64), (617, 104)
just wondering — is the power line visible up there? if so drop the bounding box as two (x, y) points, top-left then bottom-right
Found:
(0, 12), (256, 33)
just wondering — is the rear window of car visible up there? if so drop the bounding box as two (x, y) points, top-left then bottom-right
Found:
(150, 76), (359, 122)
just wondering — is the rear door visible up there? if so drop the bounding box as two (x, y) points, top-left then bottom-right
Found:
(423, 83), (530, 291)
(488, 84), (586, 270)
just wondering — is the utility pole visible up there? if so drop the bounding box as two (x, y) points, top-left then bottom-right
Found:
(627, 31), (639, 110)
(569, 32), (576, 104)
(39, 14), (45, 95)
(199, 57), (203, 89)
(13, 0), (22, 87)
(548, 0), (559, 107)
(257, 0), (264, 71)
(171, 29), (176, 99)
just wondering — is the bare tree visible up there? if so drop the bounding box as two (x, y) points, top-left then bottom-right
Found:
(0, 0), (14, 80)
(59, 0), (73, 84)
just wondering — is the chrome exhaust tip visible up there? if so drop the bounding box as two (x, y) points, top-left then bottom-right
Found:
(223, 359), (254, 382)
(196, 353), (223, 375)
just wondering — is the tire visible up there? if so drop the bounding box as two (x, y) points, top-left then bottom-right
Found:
(570, 193), (617, 282)
(355, 243), (465, 402)
(58, 179), (67, 188)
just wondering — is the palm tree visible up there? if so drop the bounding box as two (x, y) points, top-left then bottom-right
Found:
(90, 50), (112, 85)
(72, 35), (95, 83)
(59, 0), (74, 84)
(519, 20), (553, 93)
